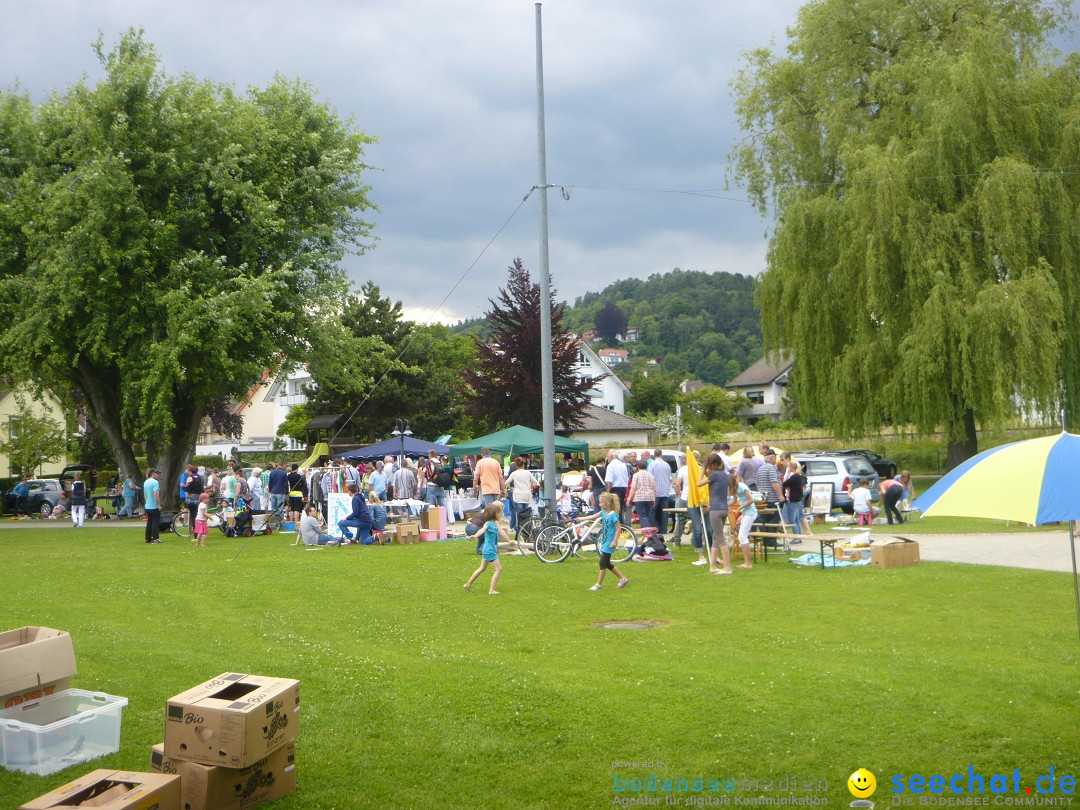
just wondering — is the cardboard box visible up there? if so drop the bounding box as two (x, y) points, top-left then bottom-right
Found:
(871, 537), (921, 569)
(0, 626), (77, 709)
(164, 674), (300, 768)
(421, 506), (447, 537)
(395, 522), (420, 544)
(19, 769), (180, 810)
(151, 741), (296, 810)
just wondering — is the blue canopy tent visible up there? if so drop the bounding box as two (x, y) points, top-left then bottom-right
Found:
(334, 436), (450, 462)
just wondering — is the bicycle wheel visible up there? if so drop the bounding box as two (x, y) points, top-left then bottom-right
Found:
(515, 514), (558, 554)
(610, 525), (638, 563)
(534, 524), (574, 563)
(514, 515), (541, 553)
(571, 528), (601, 559)
(172, 509), (190, 538)
(267, 509), (283, 532)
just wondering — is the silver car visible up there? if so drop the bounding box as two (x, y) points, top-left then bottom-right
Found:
(794, 452), (881, 513)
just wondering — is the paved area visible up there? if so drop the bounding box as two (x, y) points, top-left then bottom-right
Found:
(891, 531), (1078, 573)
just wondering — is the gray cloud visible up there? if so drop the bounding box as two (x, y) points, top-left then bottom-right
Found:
(1, 1), (819, 324)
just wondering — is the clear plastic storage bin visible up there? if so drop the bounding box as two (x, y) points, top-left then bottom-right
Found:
(0, 688), (128, 776)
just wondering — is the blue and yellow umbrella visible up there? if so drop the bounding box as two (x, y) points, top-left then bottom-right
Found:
(913, 430), (1080, 640)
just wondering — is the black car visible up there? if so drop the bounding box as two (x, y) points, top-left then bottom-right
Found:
(1, 479), (66, 515)
(836, 449), (897, 480)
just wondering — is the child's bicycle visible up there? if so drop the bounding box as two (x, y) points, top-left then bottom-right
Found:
(533, 511), (638, 564)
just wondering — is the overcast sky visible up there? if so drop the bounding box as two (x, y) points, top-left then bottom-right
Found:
(4, 2), (1074, 326)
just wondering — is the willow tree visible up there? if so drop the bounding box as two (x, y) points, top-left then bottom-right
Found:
(0, 30), (377, 499)
(731, 0), (1080, 465)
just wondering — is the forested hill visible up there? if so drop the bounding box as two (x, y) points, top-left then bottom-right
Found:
(568, 269), (763, 385)
(451, 268), (764, 387)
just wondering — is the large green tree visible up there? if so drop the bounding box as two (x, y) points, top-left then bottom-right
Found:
(305, 282), (476, 443)
(0, 31), (377, 500)
(731, 0), (1079, 466)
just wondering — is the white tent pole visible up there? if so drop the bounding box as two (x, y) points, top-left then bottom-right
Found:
(1070, 521), (1080, 644)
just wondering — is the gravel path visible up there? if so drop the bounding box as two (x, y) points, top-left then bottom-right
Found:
(885, 531), (1078, 573)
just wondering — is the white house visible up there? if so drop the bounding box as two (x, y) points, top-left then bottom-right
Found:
(573, 341), (629, 414)
(597, 348), (629, 365)
(197, 366), (310, 455)
(725, 351), (794, 423)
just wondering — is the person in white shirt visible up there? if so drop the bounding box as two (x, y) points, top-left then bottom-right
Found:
(672, 453), (707, 565)
(505, 457), (537, 531)
(604, 450), (630, 522)
(247, 467), (265, 510)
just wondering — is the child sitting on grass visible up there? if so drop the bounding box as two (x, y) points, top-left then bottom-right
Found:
(582, 491), (629, 592)
(464, 502), (506, 595)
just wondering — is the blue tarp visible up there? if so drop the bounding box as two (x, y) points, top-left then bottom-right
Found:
(334, 436), (450, 462)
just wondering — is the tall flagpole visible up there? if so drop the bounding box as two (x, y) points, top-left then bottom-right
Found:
(535, 3), (557, 513)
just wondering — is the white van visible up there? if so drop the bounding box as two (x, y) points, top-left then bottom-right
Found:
(611, 448), (686, 475)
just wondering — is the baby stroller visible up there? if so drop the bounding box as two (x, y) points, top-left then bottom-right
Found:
(222, 506), (274, 538)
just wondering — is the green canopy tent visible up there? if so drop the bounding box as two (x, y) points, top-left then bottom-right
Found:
(448, 425), (589, 465)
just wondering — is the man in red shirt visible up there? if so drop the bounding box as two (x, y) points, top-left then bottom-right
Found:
(473, 447), (505, 506)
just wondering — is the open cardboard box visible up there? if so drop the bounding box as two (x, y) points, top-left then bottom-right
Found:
(18, 769), (180, 810)
(395, 521), (420, 544)
(151, 740), (296, 810)
(164, 673), (299, 768)
(0, 626), (77, 709)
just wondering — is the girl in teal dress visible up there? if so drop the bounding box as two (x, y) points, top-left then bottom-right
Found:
(582, 491), (629, 591)
(464, 502), (506, 595)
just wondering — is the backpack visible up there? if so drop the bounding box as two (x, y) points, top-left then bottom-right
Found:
(643, 534), (669, 556)
(434, 466), (454, 489)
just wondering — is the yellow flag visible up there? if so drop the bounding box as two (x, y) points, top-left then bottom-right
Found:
(685, 447), (710, 508)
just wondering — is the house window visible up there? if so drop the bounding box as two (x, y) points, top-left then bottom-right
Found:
(8, 417), (20, 440)
(746, 391), (765, 404)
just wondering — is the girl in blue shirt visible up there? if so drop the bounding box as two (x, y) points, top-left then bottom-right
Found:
(464, 502), (506, 595)
(581, 491), (629, 591)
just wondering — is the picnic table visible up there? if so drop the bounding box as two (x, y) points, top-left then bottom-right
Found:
(747, 530), (849, 568)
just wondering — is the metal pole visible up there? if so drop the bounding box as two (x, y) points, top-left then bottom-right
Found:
(535, 3), (557, 512)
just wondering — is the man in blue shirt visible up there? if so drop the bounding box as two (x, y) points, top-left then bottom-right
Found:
(143, 469), (161, 544)
(369, 461), (388, 500)
(267, 462), (289, 513)
(337, 483), (373, 545)
(648, 450), (674, 534)
(10, 477), (29, 515)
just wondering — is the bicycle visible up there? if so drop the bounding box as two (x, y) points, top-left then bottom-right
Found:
(514, 494), (591, 555)
(533, 512), (638, 564)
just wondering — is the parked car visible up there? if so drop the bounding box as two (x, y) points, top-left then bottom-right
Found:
(835, 449), (897, 480)
(1, 479), (65, 516)
(58, 464), (94, 489)
(793, 452), (881, 514)
(452, 461), (474, 490)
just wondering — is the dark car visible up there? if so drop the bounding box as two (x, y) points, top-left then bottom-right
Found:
(453, 461), (474, 490)
(58, 464), (94, 486)
(836, 449), (897, 480)
(1, 478), (65, 516)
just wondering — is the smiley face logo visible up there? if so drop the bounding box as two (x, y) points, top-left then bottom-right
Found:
(848, 769), (877, 798)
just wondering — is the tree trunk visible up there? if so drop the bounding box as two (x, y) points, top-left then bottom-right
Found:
(76, 360), (141, 482)
(154, 396), (207, 511)
(946, 407), (978, 470)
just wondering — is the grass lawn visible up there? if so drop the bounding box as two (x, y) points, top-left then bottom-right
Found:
(1, 526), (1077, 808)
